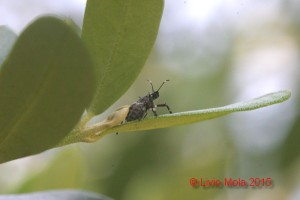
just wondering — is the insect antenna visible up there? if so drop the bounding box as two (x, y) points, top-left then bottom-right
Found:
(147, 80), (155, 92)
(147, 80), (170, 92)
(157, 80), (170, 91)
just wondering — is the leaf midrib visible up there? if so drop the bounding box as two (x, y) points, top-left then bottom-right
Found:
(90, 0), (131, 112)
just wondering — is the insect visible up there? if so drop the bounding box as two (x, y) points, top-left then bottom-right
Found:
(125, 80), (172, 122)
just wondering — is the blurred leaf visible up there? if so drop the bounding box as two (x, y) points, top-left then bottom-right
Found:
(95, 134), (227, 199)
(0, 17), (95, 164)
(16, 148), (84, 193)
(0, 26), (17, 66)
(0, 190), (112, 200)
(82, 0), (164, 115)
(279, 113), (300, 169)
(99, 90), (291, 136)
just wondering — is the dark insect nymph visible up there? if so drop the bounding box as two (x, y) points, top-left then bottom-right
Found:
(125, 80), (172, 122)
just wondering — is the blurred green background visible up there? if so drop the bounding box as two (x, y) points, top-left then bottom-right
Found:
(0, 0), (299, 199)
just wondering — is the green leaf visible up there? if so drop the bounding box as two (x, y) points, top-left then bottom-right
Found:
(0, 190), (112, 200)
(279, 112), (300, 169)
(0, 17), (95, 164)
(102, 90), (290, 134)
(0, 26), (17, 66)
(82, 0), (164, 115)
(59, 90), (291, 145)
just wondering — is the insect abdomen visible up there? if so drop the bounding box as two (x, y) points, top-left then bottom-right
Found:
(125, 103), (146, 122)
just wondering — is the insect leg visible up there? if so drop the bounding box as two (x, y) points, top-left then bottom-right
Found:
(151, 108), (158, 116)
(142, 112), (148, 119)
(156, 103), (172, 114)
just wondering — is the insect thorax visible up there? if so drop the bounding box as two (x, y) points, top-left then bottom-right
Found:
(138, 94), (155, 110)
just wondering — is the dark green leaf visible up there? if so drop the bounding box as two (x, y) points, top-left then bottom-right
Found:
(0, 17), (95, 163)
(0, 190), (112, 200)
(82, 0), (164, 115)
(0, 26), (17, 66)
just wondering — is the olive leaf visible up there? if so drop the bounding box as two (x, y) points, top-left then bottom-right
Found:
(60, 90), (291, 145)
(0, 17), (95, 164)
(82, 0), (164, 116)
